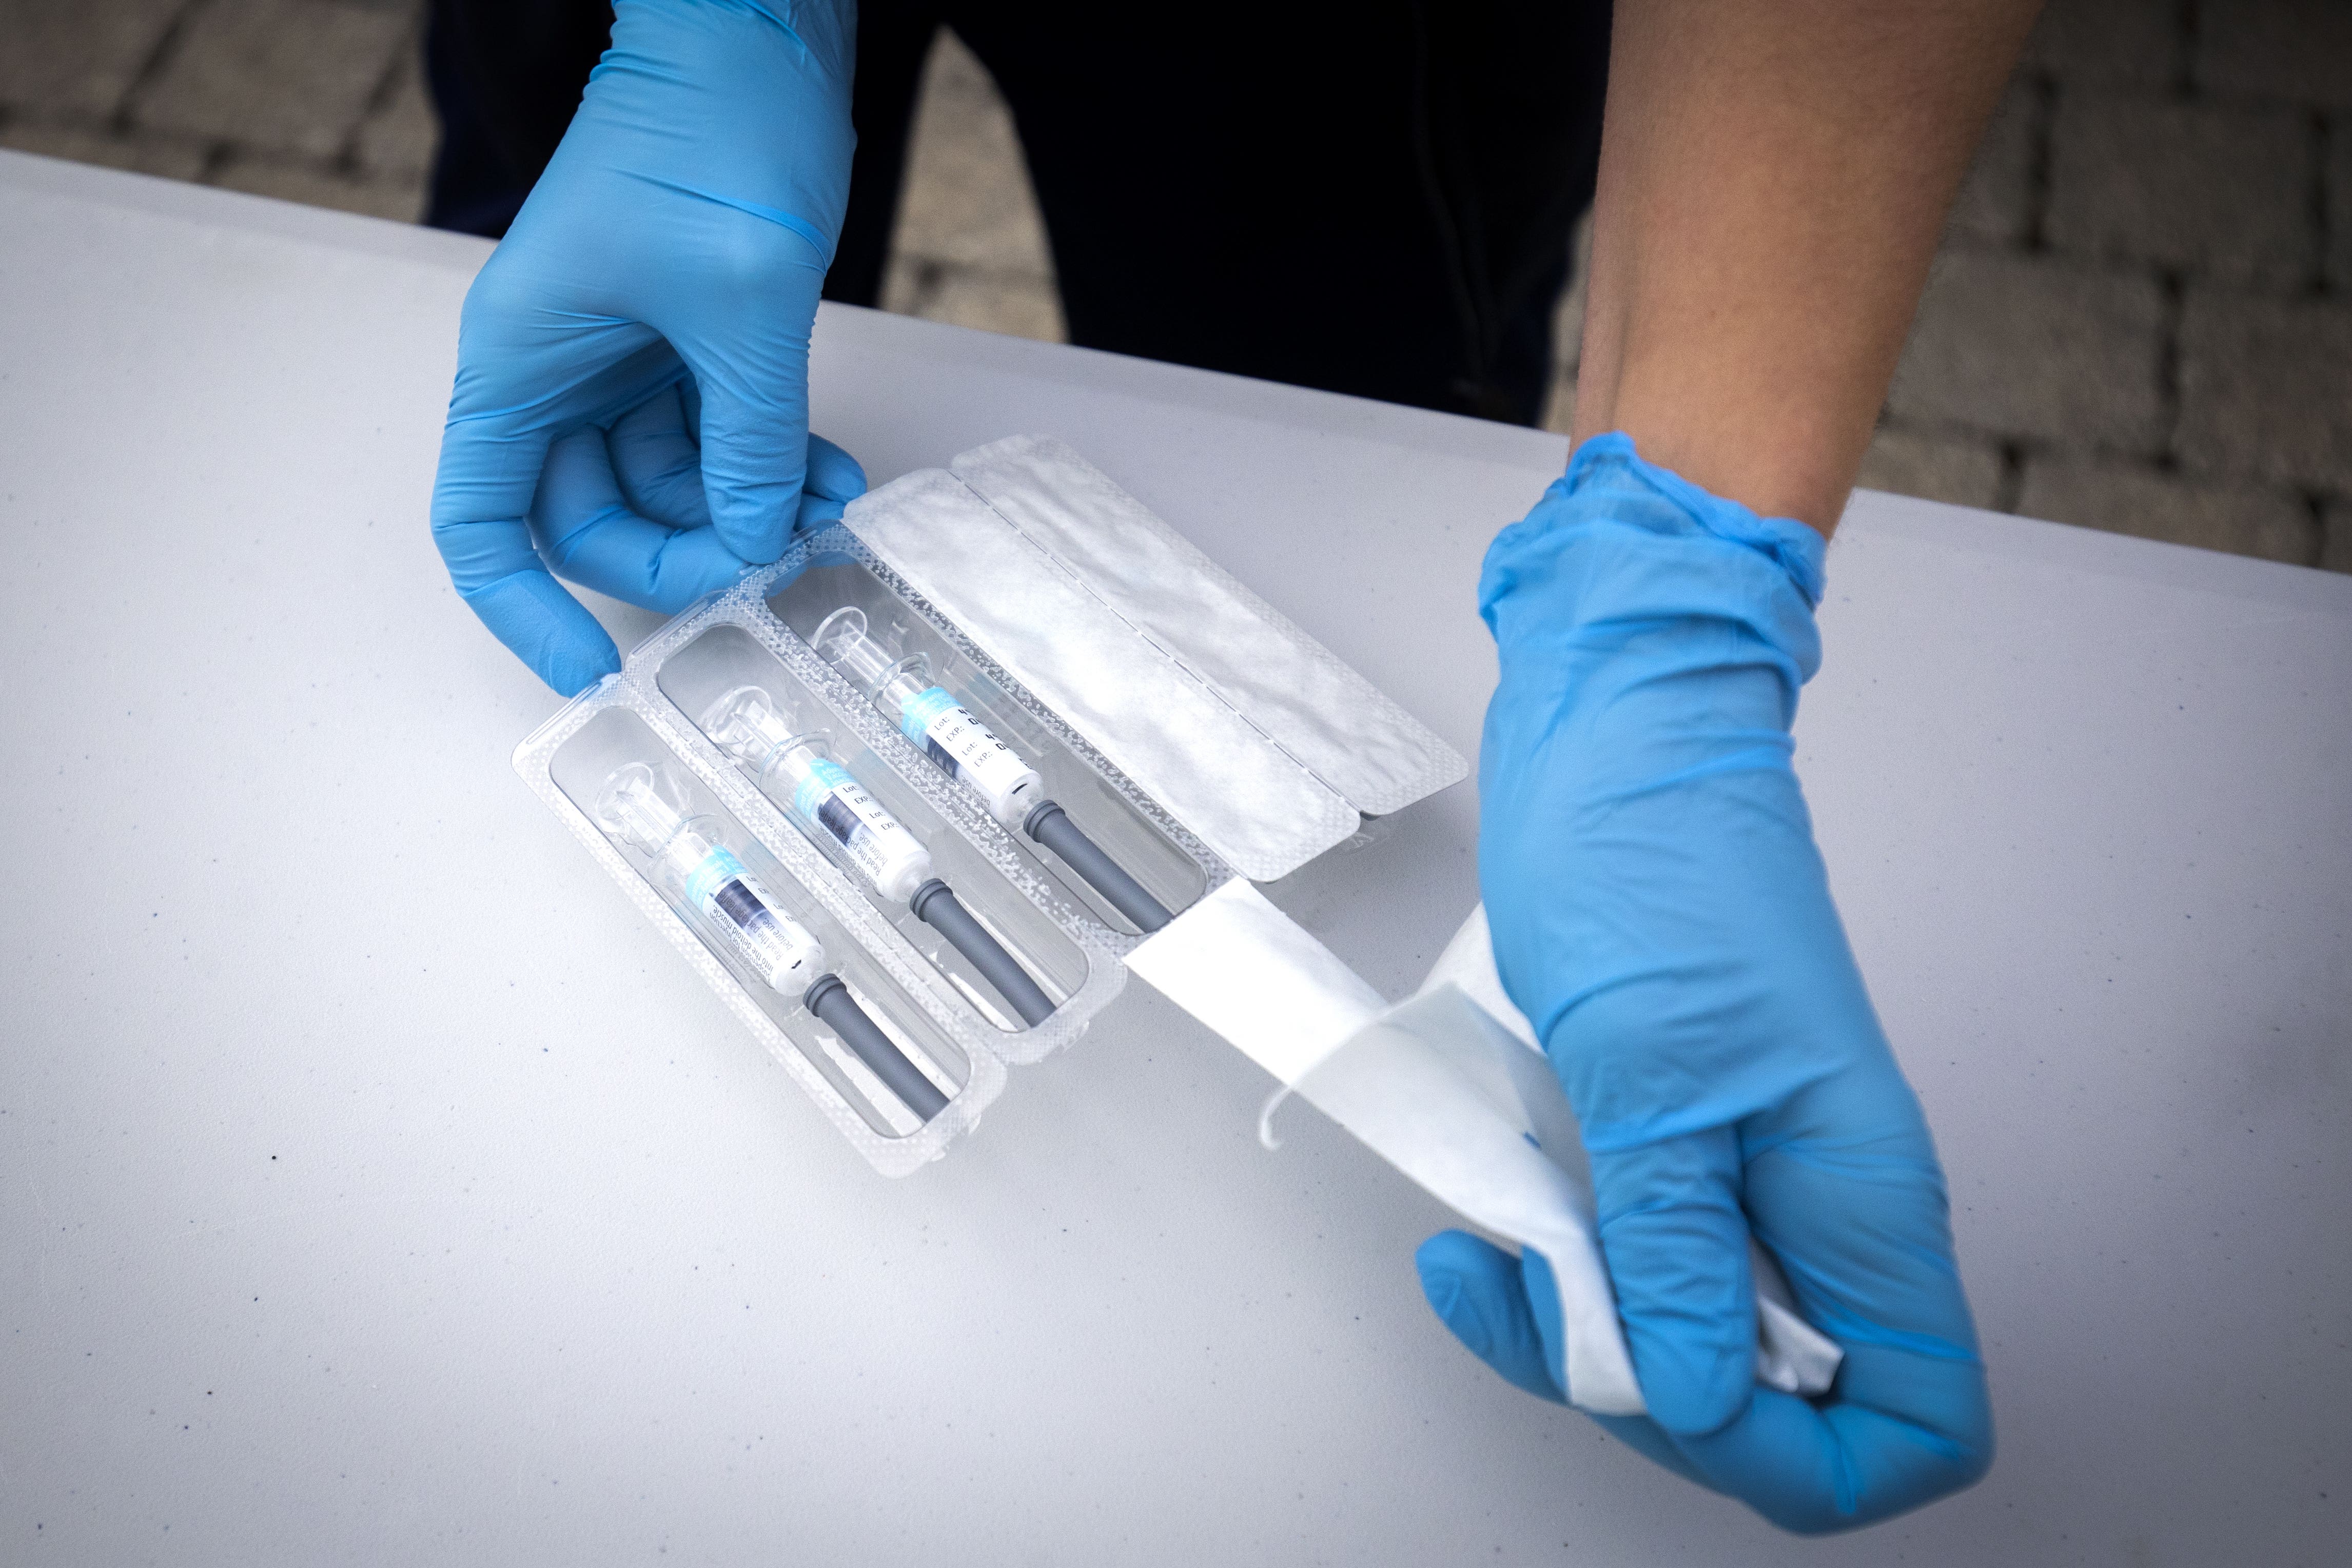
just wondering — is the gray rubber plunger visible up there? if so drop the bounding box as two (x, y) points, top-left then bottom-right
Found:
(803, 973), (950, 1121)
(1025, 801), (1172, 933)
(908, 879), (1057, 1026)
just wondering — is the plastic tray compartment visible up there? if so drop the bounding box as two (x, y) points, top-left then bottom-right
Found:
(762, 535), (1222, 938)
(641, 609), (1125, 1066)
(519, 695), (1005, 1176)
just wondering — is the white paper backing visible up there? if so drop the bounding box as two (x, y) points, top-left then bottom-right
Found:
(1127, 887), (1843, 1415)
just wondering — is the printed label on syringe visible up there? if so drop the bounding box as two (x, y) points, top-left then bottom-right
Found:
(679, 846), (814, 990)
(681, 844), (754, 914)
(793, 757), (921, 889)
(899, 686), (1034, 803)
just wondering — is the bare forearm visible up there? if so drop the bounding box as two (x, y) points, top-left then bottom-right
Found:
(1573, 0), (2040, 535)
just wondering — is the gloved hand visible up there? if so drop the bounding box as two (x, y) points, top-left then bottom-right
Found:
(430, 0), (866, 696)
(1415, 433), (1992, 1533)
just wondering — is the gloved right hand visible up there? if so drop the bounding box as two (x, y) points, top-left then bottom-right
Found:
(430, 0), (864, 696)
(1414, 434), (1993, 1533)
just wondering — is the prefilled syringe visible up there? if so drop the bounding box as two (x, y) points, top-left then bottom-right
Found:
(594, 762), (950, 1121)
(699, 686), (1059, 1027)
(811, 607), (1172, 933)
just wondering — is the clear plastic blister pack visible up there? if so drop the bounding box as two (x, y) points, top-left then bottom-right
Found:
(517, 691), (1010, 1177)
(517, 436), (1466, 1175)
(758, 535), (1228, 948)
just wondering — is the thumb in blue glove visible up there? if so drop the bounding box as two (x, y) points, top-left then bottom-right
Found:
(1417, 434), (1992, 1534)
(430, 0), (865, 695)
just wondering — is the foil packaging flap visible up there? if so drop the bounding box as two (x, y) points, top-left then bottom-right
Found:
(949, 436), (1464, 817)
(844, 438), (1466, 880)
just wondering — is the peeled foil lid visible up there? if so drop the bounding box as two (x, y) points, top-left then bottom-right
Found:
(844, 437), (1466, 880)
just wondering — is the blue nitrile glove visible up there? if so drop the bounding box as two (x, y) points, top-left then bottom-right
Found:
(430, 0), (866, 696)
(1415, 433), (1992, 1533)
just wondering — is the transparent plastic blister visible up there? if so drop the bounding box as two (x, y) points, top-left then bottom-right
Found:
(638, 599), (1134, 1061)
(516, 694), (1008, 1177)
(760, 538), (1225, 945)
(514, 436), (1461, 1174)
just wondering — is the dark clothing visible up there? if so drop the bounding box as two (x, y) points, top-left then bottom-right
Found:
(424, 1), (1609, 426)
(424, 0), (617, 238)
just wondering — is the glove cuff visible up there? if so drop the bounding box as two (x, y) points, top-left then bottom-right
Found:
(1478, 432), (1827, 693)
(1560, 433), (1827, 607)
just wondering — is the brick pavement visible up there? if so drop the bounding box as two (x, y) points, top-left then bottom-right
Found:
(0, 0), (432, 218)
(3, 0), (2345, 573)
(1865, 0), (2352, 570)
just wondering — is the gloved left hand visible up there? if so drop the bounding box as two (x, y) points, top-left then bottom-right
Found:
(430, 0), (867, 696)
(1414, 433), (1992, 1533)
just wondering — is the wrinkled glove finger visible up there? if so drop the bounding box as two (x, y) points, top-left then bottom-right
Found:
(1670, 1073), (1992, 1533)
(432, 367), (616, 697)
(659, 221), (828, 564)
(430, 255), (691, 694)
(1743, 1072), (1984, 1401)
(1588, 1127), (1758, 1438)
(1671, 1371), (1991, 1535)
(532, 426), (754, 614)
(1414, 1231), (1565, 1404)
(791, 432), (870, 534)
(609, 376), (865, 542)
(609, 382), (712, 532)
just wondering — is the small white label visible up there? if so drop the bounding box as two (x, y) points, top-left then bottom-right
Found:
(902, 685), (1033, 808)
(794, 756), (924, 891)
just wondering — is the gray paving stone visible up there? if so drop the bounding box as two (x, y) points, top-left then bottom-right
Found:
(889, 31), (1054, 279)
(354, 46), (433, 181)
(209, 152), (423, 222)
(1856, 426), (2006, 511)
(883, 256), (1065, 344)
(2023, 0), (2182, 89)
(135, 0), (411, 161)
(2177, 290), (2352, 491)
(9, 0), (2336, 586)
(1950, 77), (2039, 246)
(2196, 0), (2352, 111)
(0, 117), (209, 181)
(1888, 250), (2166, 450)
(2048, 91), (2315, 286)
(0, 0), (187, 119)
(2321, 501), (2352, 574)
(2017, 453), (2318, 564)
(919, 268), (1066, 343)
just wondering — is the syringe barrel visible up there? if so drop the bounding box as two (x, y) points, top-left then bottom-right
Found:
(812, 610), (1045, 829)
(595, 761), (692, 857)
(681, 841), (826, 992)
(894, 685), (1045, 828)
(699, 685), (807, 780)
(700, 689), (934, 904)
(594, 763), (826, 993)
(812, 606), (913, 696)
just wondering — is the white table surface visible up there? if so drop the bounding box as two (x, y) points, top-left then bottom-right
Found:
(3, 151), (2347, 1566)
